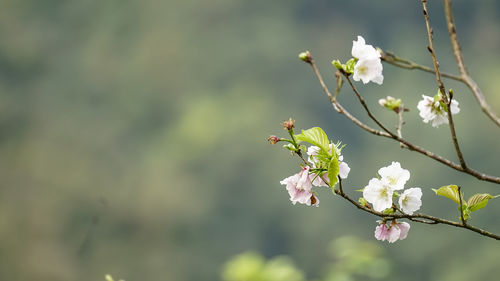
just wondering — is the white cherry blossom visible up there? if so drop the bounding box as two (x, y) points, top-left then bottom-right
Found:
(351, 36), (380, 60)
(363, 178), (393, 212)
(307, 145), (350, 184)
(378, 162), (410, 191)
(417, 94), (460, 128)
(351, 36), (384, 85)
(353, 58), (384, 85)
(398, 187), (423, 215)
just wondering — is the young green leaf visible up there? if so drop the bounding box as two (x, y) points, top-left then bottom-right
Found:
(327, 152), (339, 188)
(467, 193), (497, 212)
(295, 127), (330, 153)
(344, 58), (356, 74)
(432, 185), (463, 205)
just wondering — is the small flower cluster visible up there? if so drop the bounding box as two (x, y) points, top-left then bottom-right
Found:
(280, 144), (350, 207)
(417, 92), (460, 127)
(363, 162), (422, 213)
(351, 36), (384, 85)
(362, 162), (422, 242)
(374, 220), (410, 243)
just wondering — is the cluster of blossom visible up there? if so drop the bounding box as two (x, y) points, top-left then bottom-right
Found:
(351, 36), (384, 85)
(350, 36), (461, 127)
(280, 144), (350, 207)
(417, 92), (460, 127)
(374, 220), (410, 243)
(362, 162), (422, 242)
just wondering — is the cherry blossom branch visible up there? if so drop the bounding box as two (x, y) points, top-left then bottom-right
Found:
(304, 53), (500, 184)
(305, 53), (391, 138)
(343, 74), (396, 137)
(421, 0), (467, 169)
(443, 0), (500, 127)
(335, 177), (499, 240)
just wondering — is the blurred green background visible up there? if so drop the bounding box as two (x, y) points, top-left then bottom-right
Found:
(0, 0), (499, 280)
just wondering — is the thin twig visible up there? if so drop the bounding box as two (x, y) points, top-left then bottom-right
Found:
(457, 186), (467, 225)
(343, 74), (397, 137)
(421, 0), (467, 168)
(308, 59), (391, 138)
(446, 91), (467, 168)
(382, 52), (462, 81)
(421, 0), (446, 98)
(443, 0), (500, 127)
(338, 177), (344, 196)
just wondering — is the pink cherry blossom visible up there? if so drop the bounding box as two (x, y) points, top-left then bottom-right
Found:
(374, 221), (411, 243)
(280, 166), (318, 206)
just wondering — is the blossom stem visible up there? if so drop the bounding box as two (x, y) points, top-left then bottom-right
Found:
(338, 177), (344, 196)
(287, 129), (309, 165)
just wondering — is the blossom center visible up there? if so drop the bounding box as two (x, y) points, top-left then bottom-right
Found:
(379, 186), (390, 198)
(387, 176), (397, 185)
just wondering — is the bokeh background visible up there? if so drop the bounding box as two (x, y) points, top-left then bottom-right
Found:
(1, 0), (499, 280)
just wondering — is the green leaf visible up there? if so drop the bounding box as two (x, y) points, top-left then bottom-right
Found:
(467, 193), (497, 212)
(432, 185), (463, 205)
(344, 58), (356, 74)
(295, 127), (330, 153)
(332, 59), (343, 70)
(327, 152), (339, 188)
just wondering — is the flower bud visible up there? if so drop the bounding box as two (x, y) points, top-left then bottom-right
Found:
(283, 117), (295, 130)
(378, 96), (402, 112)
(267, 135), (281, 144)
(298, 51), (312, 63)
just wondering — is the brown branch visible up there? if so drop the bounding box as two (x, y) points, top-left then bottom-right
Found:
(446, 91), (467, 168)
(382, 52), (462, 81)
(458, 186), (467, 225)
(329, 176), (499, 240)
(308, 58), (391, 138)
(305, 53), (500, 184)
(343, 74), (397, 137)
(421, 0), (467, 168)
(443, 0), (500, 127)
(421, 0), (446, 97)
